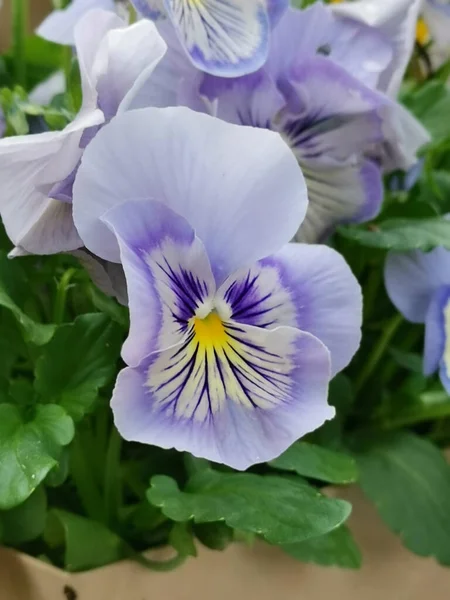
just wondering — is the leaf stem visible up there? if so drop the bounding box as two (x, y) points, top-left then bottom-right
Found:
(104, 426), (122, 526)
(355, 314), (403, 394)
(53, 268), (76, 324)
(70, 435), (105, 523)
(12, 0), (27, 87)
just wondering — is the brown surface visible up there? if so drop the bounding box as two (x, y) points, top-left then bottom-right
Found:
(1, 485), (450, 600)
(0, 0), (52, 51)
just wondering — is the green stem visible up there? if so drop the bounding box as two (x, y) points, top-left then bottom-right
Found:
(104, 426), (122, 526)
(355, 314), (403, 394)
(12, 0), (27, 87)
(70, 435), (105, 523)
(53, 268), (76, 324)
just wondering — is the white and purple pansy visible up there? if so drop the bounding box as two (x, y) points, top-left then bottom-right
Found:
(196, 4), (392, 243)
(139, 2), (428, 243)
(72, 107), (362, 469)
(130, 0), (289, 77)
(0, 9), (166, 256)
(385, 247), (450, 394)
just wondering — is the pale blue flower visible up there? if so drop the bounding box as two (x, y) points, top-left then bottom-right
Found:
(0, 10), (166, 256)
(385, 248), (450, 394)
(136, 3), (428, 242)
(72, 107), (362, 469)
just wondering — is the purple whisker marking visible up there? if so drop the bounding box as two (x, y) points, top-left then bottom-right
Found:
(228, 344), (288, 385)
(154, 343), (199, 393)
(222, 351), (259, 408)
(228, 272), (259, 309)
(213, 347), (227, 390)
(231, 291), (273, 316)
(224, 327), (280, 359)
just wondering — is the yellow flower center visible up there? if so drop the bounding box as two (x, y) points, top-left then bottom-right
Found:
(416, 17), (430, 46)
(193, 312), (228, 349)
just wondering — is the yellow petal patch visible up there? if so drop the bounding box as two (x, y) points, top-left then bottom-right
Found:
(146, 312), (295, 422)
(416, 17), (430, 46)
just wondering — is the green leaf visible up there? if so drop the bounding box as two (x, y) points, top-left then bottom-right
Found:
(354, 432), (450, 565)
(270, 442), (358, 484)
(194, 522), (234, 551)
(44, 510), (126, 572)
(0, 403), (74, 509)
(0, 486), (47, 545)
(0, 253), (55, 345)
(403, 81), (450, 143)
(35, 314), (122, 421)
(169, 523), (197, 558)
(338, 218), (450, 251)
(147, 470), (351, 545)
(282, 525), (362, 569)
(389, 349), (423, 374)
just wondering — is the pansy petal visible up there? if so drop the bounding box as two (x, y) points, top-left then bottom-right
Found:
(102, 198), (216, 367)
(72, 249), (128, 305)
(200, 70), (285, 128)
(296, 160), (383, 243)
(423, 1), (450, 69)
(129, 20), (202, 111)
(131, 0), (166, 19)
(95, 20), (167, 118)
(74, 9), (125, 107)
(111, 325), (332, 470)
(165, 0), (270, 76)
(384, 249), (450, 323)
(73, 107), (307, 284)
(215, 243), (362, 376)
(378, 102), (431, 172)
(284, 57), (387, 162)
(0, 109), (102, 254)
(29, 71), (65, 106)
(424, 288), (448, 377)
(37, 0), (116, 45)
(331, 0), (422, 97)
(267, 0), (289, 26)
(266, 5), (392, 91)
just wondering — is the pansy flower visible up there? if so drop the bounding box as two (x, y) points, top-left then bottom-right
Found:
(130, 0), (288, 77)
(385, 248), (450, 394)
(136, 3), (428, 243)
(72, 107), (362, 469)
(0, 9), (166, 256)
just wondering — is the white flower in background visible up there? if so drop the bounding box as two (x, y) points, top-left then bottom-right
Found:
(37, 0), (127, 45)
(0, 9), (166, 256)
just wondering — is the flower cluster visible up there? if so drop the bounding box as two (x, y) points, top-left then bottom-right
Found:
(0, 0), (446, 470)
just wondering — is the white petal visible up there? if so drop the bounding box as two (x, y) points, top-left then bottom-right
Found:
(37, 0), (117, 45)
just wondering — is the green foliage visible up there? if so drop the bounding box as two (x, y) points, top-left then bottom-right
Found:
(269, 442), (358, 484)
(147, 470), (351, 545)
(35, 314), (123, 421)
(44, 509), (126, 572)
(338, 217), (450, 251)
(0, 486), (47, 545)
(282, 526), (362, 569)
(354, 432), (450, 565)
(0, 403), (74, 509)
